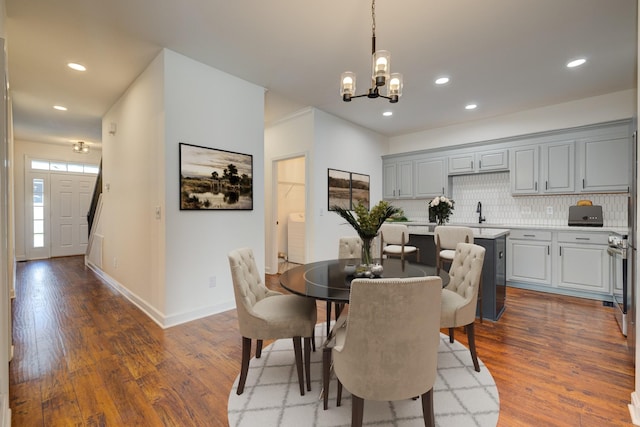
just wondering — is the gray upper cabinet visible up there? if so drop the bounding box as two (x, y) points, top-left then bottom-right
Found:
(542, 141), (575, 193)
(448, 148), (508, 175)
(383, 159), (414, 199)
(415, 156), (447, 198)
(511, 141), (575, 195)
(577, 134), (630, 193)
(510, 145), (539, 194)
(384, 120), (631, 200)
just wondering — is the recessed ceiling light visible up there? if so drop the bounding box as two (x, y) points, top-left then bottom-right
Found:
(567, 58), (586, 68)
(435, 77), (450, 85)
(53, 105), (67, 111)
(383, 111), (393, 117)
(465, 104), (477, 110)
(67, 62), (86, 72)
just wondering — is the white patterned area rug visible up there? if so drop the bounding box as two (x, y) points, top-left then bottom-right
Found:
(228, 323), (500, 427)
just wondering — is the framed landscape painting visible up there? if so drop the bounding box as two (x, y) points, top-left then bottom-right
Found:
(328, 168), (351, 210)
(350, 172), (370, 210)
(179, 143), (253, 210)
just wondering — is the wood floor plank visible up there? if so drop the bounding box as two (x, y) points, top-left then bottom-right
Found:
(8, 256), (636, 426)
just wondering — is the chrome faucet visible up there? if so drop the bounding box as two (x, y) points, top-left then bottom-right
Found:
(476, 202), (486, 224)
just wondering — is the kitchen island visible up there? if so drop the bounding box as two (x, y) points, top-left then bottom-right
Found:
(406, 226), (509, 321)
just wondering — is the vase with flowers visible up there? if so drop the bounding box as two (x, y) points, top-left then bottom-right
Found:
(428, 195), (454, 225)
(332, 200), (400, 267)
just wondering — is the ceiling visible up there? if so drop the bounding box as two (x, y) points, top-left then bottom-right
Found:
(5, 0), (638, 148)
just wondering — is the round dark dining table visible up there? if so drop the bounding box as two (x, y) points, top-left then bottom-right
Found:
(279, 258), (449, 335)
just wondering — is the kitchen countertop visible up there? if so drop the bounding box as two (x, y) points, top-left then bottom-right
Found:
(406, 225), (510, 239)
(396, 221), (629, 236)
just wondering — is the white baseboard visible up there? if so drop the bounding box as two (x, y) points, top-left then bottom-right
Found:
(85, 259), (236, 329)
(0, 393), (10, 427)
(629, 391), (640, 425)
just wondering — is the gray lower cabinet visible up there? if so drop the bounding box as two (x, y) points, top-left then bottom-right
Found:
(407, 233), (506, 321)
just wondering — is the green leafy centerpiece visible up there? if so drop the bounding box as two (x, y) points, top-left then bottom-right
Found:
(332, 200), (400, 266)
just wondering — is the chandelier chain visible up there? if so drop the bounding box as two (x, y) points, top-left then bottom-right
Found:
(371, 0), (376, 38)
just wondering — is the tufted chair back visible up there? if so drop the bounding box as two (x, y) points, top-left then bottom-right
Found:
(338, 236), (362, 259)
(440, 242), (485, 372)
(228, 247), (280, 337)
(443, 242), (486, 325)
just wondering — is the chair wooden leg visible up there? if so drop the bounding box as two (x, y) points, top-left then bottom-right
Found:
(478, 276), (484, 323)
(311, 328), (316, 352)
(322, 346), (331, 410)
(421, 388), (435, 427)
(293, 336), (305, 395)
(256, 339), (263, 358)
(304, 337), (312, 391)
(326, 302), (332, 336)
(337, 379), (343, 406)
(237, 337), (251, 395)
(466, 323), (480, 372)
(448, 327), (454, 343)
(351, 395), (364, 427)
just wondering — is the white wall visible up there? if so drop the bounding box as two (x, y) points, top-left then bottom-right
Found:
(389, 89), (636, 154)
(12, 140), (102, 259)
(101, 49), (265, 327)
(163, 49), (265, 324)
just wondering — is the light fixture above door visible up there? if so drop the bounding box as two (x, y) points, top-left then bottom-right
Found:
(339, 0), (403, 103)
(73, 141), (89, 154)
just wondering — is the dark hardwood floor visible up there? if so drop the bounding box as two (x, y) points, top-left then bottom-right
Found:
(9, 256), (635, 426)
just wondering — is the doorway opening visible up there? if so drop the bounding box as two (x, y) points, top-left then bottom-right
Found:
(274, 156), (306, 274)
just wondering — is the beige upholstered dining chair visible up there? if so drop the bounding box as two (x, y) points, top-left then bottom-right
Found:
(434, 225), (474, 273)
(434, 225), (483, 321)
(338, 236), (362, 259)
(440, 242), (486, 372)
(379, 223), (419, 262)
(331, 276), (442, 427)
(228, 247), (317, 395)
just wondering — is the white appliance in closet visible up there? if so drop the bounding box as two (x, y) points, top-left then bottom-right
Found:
(287, 212), (305, 264)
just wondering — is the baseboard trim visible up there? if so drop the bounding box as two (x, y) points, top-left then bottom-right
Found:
(85, 258), (236, 329)
(629, 391), (640, 425)
(0, 393), (10, 427)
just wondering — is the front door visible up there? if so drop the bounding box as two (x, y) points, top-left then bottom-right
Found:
(50, 173), (95, 257)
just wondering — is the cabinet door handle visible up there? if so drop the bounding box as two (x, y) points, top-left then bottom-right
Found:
(559, 246), (562, 256)
(575, 237), (590, 241)
(582, 178), (585, 189)
(545, 181), (548, 190)
(547, 246), (550, 255)
(524, 234), (536, 237)
(471, 160), (474, 169)
(535, 182), (538, 191)
(479, 160), (482, 169)
(442, 187), (444, 194)
(398, 190), (401, 196)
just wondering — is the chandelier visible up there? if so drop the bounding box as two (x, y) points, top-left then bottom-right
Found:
(73, 141), (89, 154)
(340, 0), (403, 103)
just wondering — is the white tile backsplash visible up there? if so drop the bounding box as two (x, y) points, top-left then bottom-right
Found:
(395, 172), (628, 227)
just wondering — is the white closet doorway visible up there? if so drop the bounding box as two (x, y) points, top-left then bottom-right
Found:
(275, 156), (306, 273)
